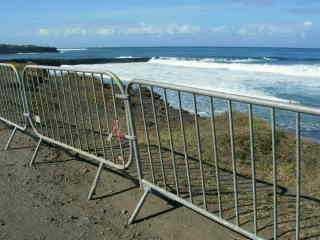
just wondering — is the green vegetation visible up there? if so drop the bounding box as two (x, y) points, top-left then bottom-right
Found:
(130, 87), (320, 198)
(9, 64), (320, 199)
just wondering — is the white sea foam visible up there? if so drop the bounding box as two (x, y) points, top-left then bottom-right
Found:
(61, 60), (320, 137)
(16, 52), (40, 55)
(115, 56), (141, 59)
(63, 62), (320, 104)
(58, 48), (88, 53)
(168, 57), (272, 64)
(149, 57), (320, 78)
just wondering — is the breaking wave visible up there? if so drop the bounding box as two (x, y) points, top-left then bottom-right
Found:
(148, 57), (320, 78)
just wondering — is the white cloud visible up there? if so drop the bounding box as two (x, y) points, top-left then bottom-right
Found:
(63, 27), (87, 36)
(123, 23), (162, 35)
(122, 23), (201, 35)
(167, 24), (201, 34)
(38, 28), (50, 36)
(37, 22), (313, 40)
(96, 27), (116, 36)
(210, 26), (227, 33)
(236, 24), (295, 37)
(303, 21), (313, 27)
(37, 27), (87, 37)
(37, 23), (201, 38)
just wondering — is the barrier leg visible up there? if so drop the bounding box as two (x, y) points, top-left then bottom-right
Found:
(4, 127), (17, 151)
(128, 186), (151, 224)
(88, 162), (104, 201)
(29, 138), (42, 167)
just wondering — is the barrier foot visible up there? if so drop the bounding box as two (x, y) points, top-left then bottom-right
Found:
(29, 138), (42, 167)
(128, 187), (151, 224)
(4, 127), (17, 151)
(88, 162), (104, 201)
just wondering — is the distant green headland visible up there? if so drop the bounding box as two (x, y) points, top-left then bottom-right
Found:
(0, 44), (58, 54)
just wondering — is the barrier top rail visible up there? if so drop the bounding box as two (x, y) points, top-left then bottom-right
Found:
(128, 79), (320, 116)
(23, 65), (126, 94)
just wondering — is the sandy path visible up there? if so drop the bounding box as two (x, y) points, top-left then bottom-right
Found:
(0, 122), (239, 240)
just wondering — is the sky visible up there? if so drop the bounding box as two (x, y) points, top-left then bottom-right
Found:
(1, 0), (320, 48)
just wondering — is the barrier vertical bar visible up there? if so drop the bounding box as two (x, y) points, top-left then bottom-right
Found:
(163, 89), (180, 196)
(193, 93), (207, 210)
(248, 104), (257, 235)
(271, 107), (277, 240)
(138, 85), (156, 183)
(150, 86), (167, 189)
(210, 97), (222, 218)
(295, 112), (301, 240)
(178, 91), (193, 202)
(228, 100), (239, 225)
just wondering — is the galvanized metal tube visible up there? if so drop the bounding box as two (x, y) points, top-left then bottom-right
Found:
(193, 93), (207, 210)
(74, 72), (90, 151)
(295, 112), (301, 240)
(21, 65), (132, 171)
(248, 104), (257, 235)
(61, 70), (75, 146)
(53, 70), (68, 143)
(210, 97), (222, 218)
(90, 73), (107, 160)
(110, 78), (125, 164)
(48, 70), (60, 142)
(81, 72), (98, 155)
(37, 69), (50, 136)
(271, 107), (277, 240)
(163, 89), (180, 196)
(0, 67), (10, 121)
(29, 69), (42, 133)
(138, 85), (155, 183)
(178, 91), (193, 202)
(65, 70), (80, 148)
(142, 179), (265, 240)
(5, 65), (21, 124)
(228, 100), (239, 226)
(41, 69), (55, 139)
(2, 67), (14, 122)
(7, 69), (21, 124)
(99, 73), (115, 160)
(130, 79), (320, 116)
(125, 88), (143, 186)
(150, 86), (167, 189)
(34, 70), (45, 134)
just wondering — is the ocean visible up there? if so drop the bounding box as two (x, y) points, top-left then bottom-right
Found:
(2, 47), (320, 138)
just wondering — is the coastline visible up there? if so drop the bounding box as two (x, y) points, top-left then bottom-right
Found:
(0, 44), (58, 54)
(1, 61), (320, 239)
(1, 57), (151, 66)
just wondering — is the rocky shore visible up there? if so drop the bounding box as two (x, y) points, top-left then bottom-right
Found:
(2, 57), (151, 66)
(0, 44), (58, 54)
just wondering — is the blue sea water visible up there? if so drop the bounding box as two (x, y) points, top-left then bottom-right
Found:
(2, 47), (320, 138)
(2, 46), (320, 64)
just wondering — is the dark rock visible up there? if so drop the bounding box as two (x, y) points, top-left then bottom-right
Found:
(0, 44), (58, 54)
(69, 215), (79, 220)
(0, 57), (151, 66)
(121, 209), (128, 215)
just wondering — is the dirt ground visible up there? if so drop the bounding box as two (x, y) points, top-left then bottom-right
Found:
(0, 122), (241, 240)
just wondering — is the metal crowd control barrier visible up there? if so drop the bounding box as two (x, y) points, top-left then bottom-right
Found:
(127, 79), (320, 240)
(0, 63), (27, 150)
(22, 65), (141, 200)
